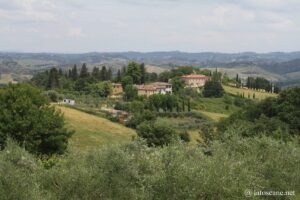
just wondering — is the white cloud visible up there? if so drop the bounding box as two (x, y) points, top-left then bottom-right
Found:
(0, 0), (299, 52)
(68, 27), (85, 37)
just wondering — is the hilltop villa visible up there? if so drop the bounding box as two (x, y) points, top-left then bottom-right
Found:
(181, 74), (210, 88)
(134, 82), (172, 96)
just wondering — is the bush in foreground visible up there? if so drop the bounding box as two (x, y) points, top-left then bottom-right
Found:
(0, 134), (299, 200)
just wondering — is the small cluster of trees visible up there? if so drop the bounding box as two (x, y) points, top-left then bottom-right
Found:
(158, 66), (211, 82)
(0, 84), (73, 155)
(217, 87), (300, 138)
(32, 63), (114, 93)
(246, 76), (279, 93)
(202, 70), (224, 98)
(145, 94), (191, 112)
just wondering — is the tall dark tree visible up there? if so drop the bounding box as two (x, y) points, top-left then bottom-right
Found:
(92, 67), (100, 80)
(187, 98), (191, 112)
(100, 66), (107, 81)
(121, 66), (126, 77)
(203, 80), (224, 98)
(58, 68), (63, 76)
(126, 62), (141, 84)
(79, 63), (89, 78)
(107, 68), (112, 81)
(71, 64), (78, 80)
(123, 85), (138, 101)
(68, 69), (72, 78)
(171, 77), (185, 94)
(140, 63), (146, 84)
(116, 69), (122, 82)
(146, 72), (158, 82)
(121, 76), (134, 89)
(47, 68), (60, 89)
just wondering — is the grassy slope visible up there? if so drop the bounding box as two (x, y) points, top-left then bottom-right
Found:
(223, 85), (277, 100)
(193, 86), (277, 121)
(197, 111), (228, 121)
(57, 106), (136, 151)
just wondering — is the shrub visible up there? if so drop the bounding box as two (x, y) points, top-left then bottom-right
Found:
(0, 84), (73, 155)
(44, 90), (59, 102)
(137, 120), (178, 146)
(1, 135), (299, 200)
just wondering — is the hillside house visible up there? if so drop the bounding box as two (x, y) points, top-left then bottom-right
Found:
(134, 82), (172, 96)
(62, 99), (75, 105)
(112, 83), (123, 94)
(181, 74), (210, 88)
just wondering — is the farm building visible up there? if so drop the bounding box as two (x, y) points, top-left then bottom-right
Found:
(134, 82), (172, 96)
(181, 74), (210, 88)
(62, 99), (75, 105)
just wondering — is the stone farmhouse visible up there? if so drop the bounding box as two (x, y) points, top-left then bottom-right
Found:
(181, 74), (210, 88)
(134, 82), (172, 96)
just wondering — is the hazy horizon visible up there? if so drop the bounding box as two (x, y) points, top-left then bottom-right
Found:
(1, 0), (300, 53)
(1, 50), (300, 55)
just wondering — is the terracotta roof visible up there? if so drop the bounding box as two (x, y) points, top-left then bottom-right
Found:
(134, 84), (157, 91)
(181, 74), (209, 79)
(151, 82), (172, 86)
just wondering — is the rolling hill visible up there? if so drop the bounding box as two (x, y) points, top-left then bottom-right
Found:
(56, 106), (136, 151)
(1, 51), (300, 86)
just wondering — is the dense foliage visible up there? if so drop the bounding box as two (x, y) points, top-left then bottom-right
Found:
(217, 87), (300, 138)
(0, 134), (299, 200)
(202, 80), (224, 98)
(246, 76), (280, 93)
(137, 120), (178, 147)
(0, 84), (73, 155)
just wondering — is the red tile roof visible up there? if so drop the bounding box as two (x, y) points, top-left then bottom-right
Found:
(134, 82), (171, 91)
(181, 74), (209, 79)
(134, 84), (157, 91)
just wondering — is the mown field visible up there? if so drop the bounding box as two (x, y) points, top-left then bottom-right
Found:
(56, 106), (136, 151)
(223, 85), (278, 100)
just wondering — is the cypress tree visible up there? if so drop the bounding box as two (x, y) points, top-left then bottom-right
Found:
(187, 98), (191, 112)
(116, 69), (122, 82)
(140, 63), (146, 84)
(100, 66), (107, 81)
(79, 63), (89, 78)
(71, 64), (78, 80)
(92, 67), (100, 80)
(47, 68), (60, 89)
(107, 68), (112, 81)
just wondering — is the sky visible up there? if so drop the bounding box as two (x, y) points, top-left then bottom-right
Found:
(0, 0), (299, 53)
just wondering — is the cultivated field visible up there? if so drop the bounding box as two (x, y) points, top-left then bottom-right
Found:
(223, 85), (278, 100)
(57, 106), (136, 151)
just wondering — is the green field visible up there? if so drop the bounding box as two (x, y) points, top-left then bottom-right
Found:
(57, 106), (136, 151)
(223, 85), (277, 100)
(197, 111), (228, 121)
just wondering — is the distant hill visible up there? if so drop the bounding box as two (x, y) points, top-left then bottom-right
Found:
(0, 51), (300, 86)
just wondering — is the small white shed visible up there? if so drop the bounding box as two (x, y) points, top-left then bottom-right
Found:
(62, 99), (75, 105)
